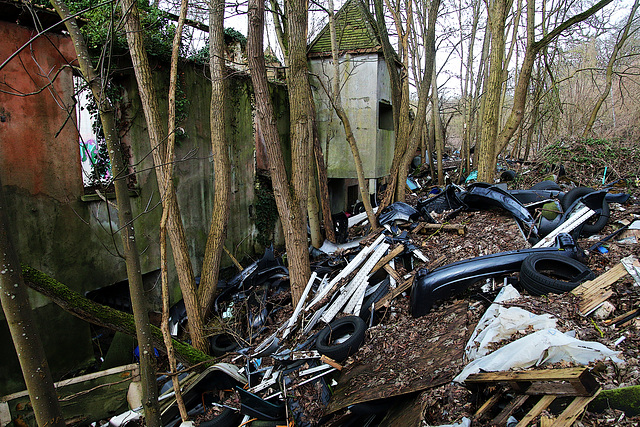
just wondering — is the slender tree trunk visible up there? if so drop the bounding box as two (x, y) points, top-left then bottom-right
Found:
(396, 0), (439, 195)
(161, 0), (190, 420)
(49, 1), (161, 422)
(119, 0), (208, 353)
(582, 0), (639, 136)
(0, 180), (65, 427)
(199, 0), (231, 314)
(432, 68), (444, 185)
(247, 0), (309, 305)
(311, 101), (336, 243)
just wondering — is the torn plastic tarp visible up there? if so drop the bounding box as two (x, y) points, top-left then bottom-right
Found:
(410, 233), (581, 317)
(464, 285), (557, 361)
(454, 328), (623, 383)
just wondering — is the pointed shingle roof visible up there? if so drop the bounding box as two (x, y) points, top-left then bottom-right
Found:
(308, 0), (382, 57)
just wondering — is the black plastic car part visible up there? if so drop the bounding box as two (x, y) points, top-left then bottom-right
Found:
(410, 233), (581, 317)
(378, 202), (422, 226)
(462, 182), (539, 240)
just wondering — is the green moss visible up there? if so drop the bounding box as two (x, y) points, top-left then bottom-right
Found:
(590, 385), (640, 416)
(21, 265), (212, 366)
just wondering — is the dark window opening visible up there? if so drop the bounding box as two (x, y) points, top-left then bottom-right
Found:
(378, 101), (393, 131)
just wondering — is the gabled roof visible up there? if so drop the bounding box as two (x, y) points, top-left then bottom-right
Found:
(308, 0), (382, 57)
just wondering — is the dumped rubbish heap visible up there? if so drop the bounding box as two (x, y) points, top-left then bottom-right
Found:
(150, 176), (639, 427)
(7, 173), (639, 427)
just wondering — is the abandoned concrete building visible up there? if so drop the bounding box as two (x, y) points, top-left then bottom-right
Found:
(308, 0), (395, 213)
(0, 0), (396, 395)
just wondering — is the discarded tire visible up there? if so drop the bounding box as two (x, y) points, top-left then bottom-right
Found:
(209, 333), (238, 356)
(316, 316), (367, 362)
(199, 408), (242, 427)
(561, 187), (610, 236)
(520, 253), (595, 296)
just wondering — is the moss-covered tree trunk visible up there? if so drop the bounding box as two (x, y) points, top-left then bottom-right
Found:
(0, 180), (64, 427)
(21, 266), (212, 366)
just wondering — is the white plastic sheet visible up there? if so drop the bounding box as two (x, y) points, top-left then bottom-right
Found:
(454, 328), (623, 383)
(465, 285), (557, 361)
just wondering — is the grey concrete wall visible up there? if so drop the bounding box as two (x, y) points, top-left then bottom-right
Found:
(0, 34), (288, 393)
(310, 53), (394, 180)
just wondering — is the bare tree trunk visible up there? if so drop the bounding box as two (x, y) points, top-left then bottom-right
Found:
(308, 168), (323, 248)
(477, 0), (513, 183)
(49, 1), (161, 422)
(199, 0), (231, 314)
(0, 180), (64, 427)
(396, 0), (440, 195)
(119, 0), (208, 353)
(311, 101), (336, 243)
(161, 0), (190, 420)
(247, 0), (310, 305)
(478, 0), (615, 179)
(432, 67), (444, 185)
(582, 0), (639, 136)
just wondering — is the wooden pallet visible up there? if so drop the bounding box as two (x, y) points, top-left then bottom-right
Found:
(466, 367), (601, 427)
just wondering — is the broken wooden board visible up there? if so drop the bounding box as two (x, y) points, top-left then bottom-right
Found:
(0, 364), (138, 427)
(377, 255), (445, 308)
(465, 367), (600, 396)
(468, 367), (601, 427)
(371, 244), (405, 275)
(324, 302), (471, 415)
(412, 222), (467, 236)
(572, 263), (629, 315)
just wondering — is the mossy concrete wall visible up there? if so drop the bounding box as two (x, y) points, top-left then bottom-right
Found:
(0, 21), (288, 395)
(309, 53), (394, 180)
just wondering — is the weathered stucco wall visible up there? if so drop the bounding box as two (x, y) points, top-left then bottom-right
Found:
(310, 53), (394, 179)
(0, 20), (96, 395)
(0, 21), (288, 394)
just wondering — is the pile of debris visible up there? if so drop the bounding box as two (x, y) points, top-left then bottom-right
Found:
(7, 173), (637, 427)
(140, 176), (639, 427)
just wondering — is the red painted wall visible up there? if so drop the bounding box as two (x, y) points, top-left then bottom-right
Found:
(0, 21), (82, 200)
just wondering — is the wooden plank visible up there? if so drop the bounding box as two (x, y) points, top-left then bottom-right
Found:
(572, 263), (627, 297)
(465, 367), (599, 396)
(491, 394), (529, 425)
(384, 264), (404, 284)
(414, 223), (467, 235)
(516, 395), (556, 427)
(473, 391), (503, 421)
(371, 245), (405, 275)
(554, 389), (601, 427)
(377, 275), (415, 307)
(465, 367), (587, 383)
(579, 291), (615, 315)
(540, 414), (556, 427)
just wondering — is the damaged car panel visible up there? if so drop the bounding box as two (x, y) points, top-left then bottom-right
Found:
(410, 233), (582, 317)
(461, 183), (539, 241)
